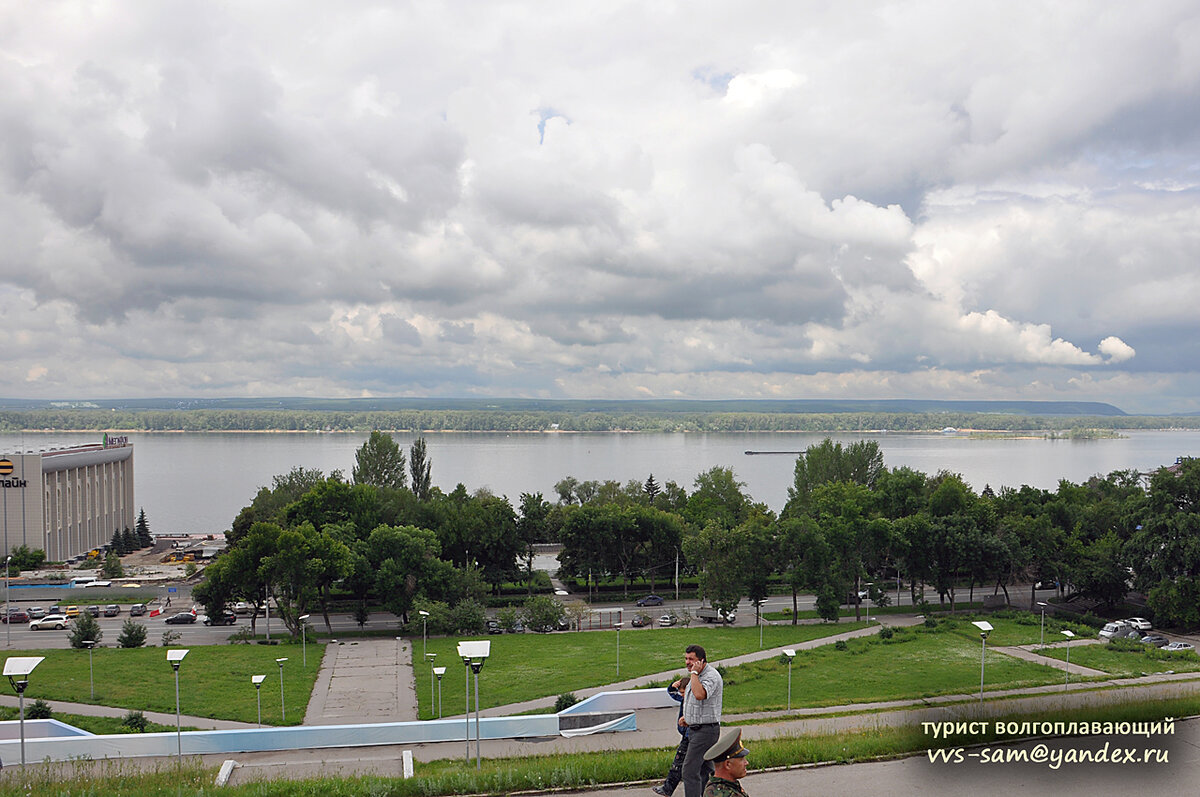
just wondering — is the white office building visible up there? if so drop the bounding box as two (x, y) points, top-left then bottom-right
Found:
(0, 435), (135, 562)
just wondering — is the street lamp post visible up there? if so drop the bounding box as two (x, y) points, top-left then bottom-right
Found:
(82, 639), (95, 700)
(298, 614), (310, 669)
(395, 636), (403, 715)
(1036, 601), (1048, 650)
(5, 555), (11, 648)
(419, 609), (430, 662)
(166, 649), (189, 765)
(972, 621), (993, 703)
(614, 622), (622, 676)
(783, 649), (795, 710)
(276, 657), (288, 723)
(1061, 629), (1075, 687)
(457, 640), (491, 771)
(426, 652), (437, 718)
(251, 675), (266, 727)
(4, 656), (44, 768)
(433, 666), (445, 718)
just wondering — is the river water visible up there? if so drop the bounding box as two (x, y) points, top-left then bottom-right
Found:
(2, 430), (1197, 536)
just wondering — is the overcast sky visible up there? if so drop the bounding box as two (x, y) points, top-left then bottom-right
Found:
(3, 2), (1199, 413)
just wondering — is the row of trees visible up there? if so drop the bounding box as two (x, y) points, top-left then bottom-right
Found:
(4, 408), (1198, 434)
(196, 431), (1200, 635)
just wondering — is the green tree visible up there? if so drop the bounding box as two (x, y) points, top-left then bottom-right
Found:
(517, 492), (551, 594)
(117, 619), (147, 648)
(522, 595), (565, 631)
(682, 520), (745, 617)
(352, 431), (408, 490)
(100, 551), (124, 579)
(784, 438), (884, 517)
(135, 508), (152, 548)
(410, 437), (433, 501)
(69, 612), (102, 648)
(685, 466), (752, 531)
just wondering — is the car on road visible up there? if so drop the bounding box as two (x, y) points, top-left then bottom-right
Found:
(2, 609), (29, 624)
(636, 595), (664, 607)
(27, 606), (45, 619)
(1164, 641), (1195, 653)
(48, 604), (62, 614)
(233, 601), (255, 615)
(659, 614), (678, 627)
(104, 604), (120, 617)
(30, 614), (69, 631)
(85, 605), (101, 617)
(202, 611), (237, 626)
(64, 605), (80, 617)
(130, 603), (147, 616)
(1141, 635), (1170, 648)
(1125, 617), (1152, 632)
(164, 612), (196, 625)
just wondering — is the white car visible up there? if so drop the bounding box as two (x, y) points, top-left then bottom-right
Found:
(1098, 621), (1131, 639)
(1125, 617), (1152, 632)
(1164, 641), (1195, 653)
(29, 614), (68, 631)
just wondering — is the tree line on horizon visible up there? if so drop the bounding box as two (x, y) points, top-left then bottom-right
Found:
(190, 432), (1200, 638)
(4, 408), (1200, 435)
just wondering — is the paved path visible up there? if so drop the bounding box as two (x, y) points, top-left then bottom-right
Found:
(304, 637), (419, 725)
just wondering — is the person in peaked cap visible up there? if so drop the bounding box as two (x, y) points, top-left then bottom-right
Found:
(702, 728), (750, 797)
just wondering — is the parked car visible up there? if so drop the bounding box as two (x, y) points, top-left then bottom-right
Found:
(85, 605), (101, 617)
(233, 601), (254, 615)
(202, 611), (237, 626)
(486, 620), (503, 635)
(1034, 580), (1059, 590)
(507, 621), (525, 634)
(659, 614), (679, 627)
(630, 614), (651, 627)
(30, 614), (68, 631)
(64, 605), (80, 617)
(556, 618), (571, 631)
(164, 612), (196, 624)
(1141, 635), (1170, 648)
(48, 604), (62, 614)
(1125, 617), (1152, 632)
(2, 609), (29, 624)
(104, 604), (120, 617)
(129, 603), (147, 616)
(26, 606), (45, 619)
(1164, 641), (1195, 653)
(636, 595), (664, 607)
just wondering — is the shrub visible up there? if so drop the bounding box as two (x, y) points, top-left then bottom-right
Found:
(924, 616), (938, 629)
(161, 630), (182, 647)
(26, 699), (52, 719)
(834, 640), (848, 651)
(117, 619), (147, 648)
(229, 626), (255, 644)
(878, 625), (895, 640)
(68, 613), (102, 649)
(554, 693), (579, 712)
(122, 710), (148, 733)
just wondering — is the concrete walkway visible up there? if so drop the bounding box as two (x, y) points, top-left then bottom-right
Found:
(304, 637), (419, 725)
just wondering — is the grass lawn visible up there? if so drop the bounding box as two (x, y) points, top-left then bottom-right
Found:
(0, 643), (324, 725)
(413, 622), (867, 718)
(931, 612), (1098, 647)
(716, 624), (1067, 713)
(1039, 642), (1200, 677)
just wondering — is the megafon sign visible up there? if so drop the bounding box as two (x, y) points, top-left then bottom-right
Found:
(103, 433), (129, 448)
(0, 459), (26, 489)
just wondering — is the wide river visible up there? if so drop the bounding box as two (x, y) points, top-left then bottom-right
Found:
(2, 430), (1197, 536)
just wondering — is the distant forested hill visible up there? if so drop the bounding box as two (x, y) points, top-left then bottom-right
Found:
(2, 396), (1198, 433)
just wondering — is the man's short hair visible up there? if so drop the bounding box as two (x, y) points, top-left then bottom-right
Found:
(685, 643), (707, 661)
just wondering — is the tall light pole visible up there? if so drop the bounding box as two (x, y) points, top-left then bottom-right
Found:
(166, 649), (189, 765)
(82, 639), (95, 699)
(275, 657), (288, 723)
(426, 652), (437, 719)
(4, 656), (44, 768)
(457, 641), (490, 771)
(298, 614), (310, 669)
(972, 620), (993, 703)
(433, 666), (445, 718)
(5, 554), (11, 648)
(1036, 601), (1048, 650)
(395, 636), (403, 716)
(419, 609), (430, 662)
(251, 675), (266, 727)
(783, 649), (795, 710)
(614, 622), (622, 676)
(1061, 629), (1075, 687)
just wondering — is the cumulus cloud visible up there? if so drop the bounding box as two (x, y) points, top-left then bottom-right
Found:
(0, 2), (1198, 411)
